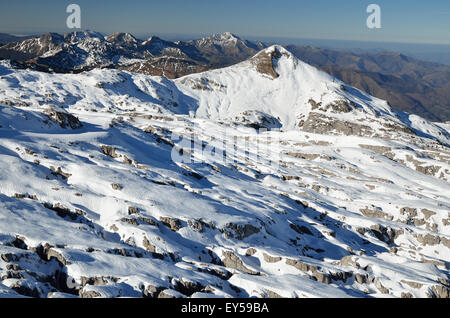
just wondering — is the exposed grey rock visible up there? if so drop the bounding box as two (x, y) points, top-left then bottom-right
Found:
(441, 237), (450, 249)
(80, 276), (117, 286)
(138, 216), (157, 226)
(128, 206), (140, 215)
(264, 289), (283, 298)
(160, 217), (182, 231)
(46, 248), (71, 266)
(401, 280), (424, 289)
(121, 217), (139, 226)
(225, 223), (260, 240)
(416, 234), (441, 246)
(123, 155), (133, 165)
(263, 253), (282, 263)
(101, 145), (118, 158)
(251, 47), (282, 79)
(229, 110), (281, 130)
(313, 271), (331, 284)
(339, 256), (359, 268)
(158, 289), (180, 298)
(50, 166), (72, 180)
(286, 259), (318, 273)
(222, 251), (259, 275)
(370, 224), (403, 245)
(300, 112), (374, 137)
(111, 183), (122, 191)
(325, 100), (354, 113)
(360, 206), (393, 220)
(43, 203), (81, 221)
(374, 278), (390, 294)
(79, 290), (102, 298)
(245, 248), (257, 256)
(175, 279), (205, 297)
(143, 285), (164, 298)
(355, 273), (368, 285)
(421, 209), (437, 220)
(187, 220), (204, 232)
(431, 285), (450, 298)
(45, 108), (82, 129)
(400, 207), (418, 217)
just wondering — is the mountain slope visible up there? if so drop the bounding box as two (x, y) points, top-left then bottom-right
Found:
(1, 32), (450, 122)
(0, 48), (449, 298)
(175, 46), (450, 145)
(285, 45), (450, 122)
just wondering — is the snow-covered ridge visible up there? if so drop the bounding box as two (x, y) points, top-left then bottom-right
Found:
(175, 46), (450, 145)
(0, 47), (449, 298)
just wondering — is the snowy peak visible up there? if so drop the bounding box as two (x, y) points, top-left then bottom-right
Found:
(141, 36), (176, 52)
(191, 32), (264, 60)
(142, 36), (165, 46)
(175, 46), (450, 145)
(249, 45), (293, 79)
(246, 45), (333, 84)
(206, 32), (242, 44)
(1, 32), (65, 57)
(106, 32), (139, 47)
(63, 30), (105, 43)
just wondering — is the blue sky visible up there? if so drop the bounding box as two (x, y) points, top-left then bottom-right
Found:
(1, 0), (449, 44)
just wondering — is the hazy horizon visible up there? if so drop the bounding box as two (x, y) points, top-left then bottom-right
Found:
(1, 0), (449, 45)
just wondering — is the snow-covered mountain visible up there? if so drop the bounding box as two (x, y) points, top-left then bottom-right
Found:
(0, 31), (267, 77)
(0, 46), (449, 298)
(189, 32), (266, 62)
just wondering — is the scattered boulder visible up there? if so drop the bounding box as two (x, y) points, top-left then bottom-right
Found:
(374, 278), (390, 294)
(45, 108), (82, 129)
(221, 251), (259, 275)
(160, 217), (182, 232)
(101, 145), (118, 158)
(263, 253), (282, 263)
(50, 166), (72, 180)
(79, 290), (102, 298)
(143, 285), (164, 298)
(416, 234), (441, 246)
(286, 259), (318, 273)
(225, 223), (260, 240)
(360, 206), (393, 220)
(355, 273), (368, 285)
(370, 225), (403, 245)
(175, 279), (205, 297)
(128, 207), (140, 215)
(245, 248), (257, 256)
(111, 184), (122, 191)
(421, 209), (437, 220)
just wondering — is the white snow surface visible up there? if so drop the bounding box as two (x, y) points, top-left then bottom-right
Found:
(0, 46), (449, 298)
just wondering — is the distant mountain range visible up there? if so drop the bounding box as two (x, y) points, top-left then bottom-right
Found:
(0, 33), (35, 46)
(0, 31), (449, 122)
(285, 45), (450, 123)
